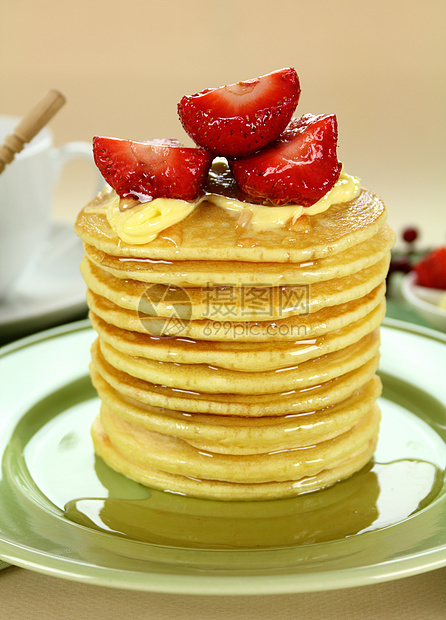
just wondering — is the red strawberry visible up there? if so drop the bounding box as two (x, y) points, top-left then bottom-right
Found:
(231, 113), (342, 206)
(414, 247), (446, 289)
(92, 136), (213, 201)
(177, 68), (300, 158)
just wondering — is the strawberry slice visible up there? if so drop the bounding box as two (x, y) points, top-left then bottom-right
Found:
(414, 247), (446, 289)
(231, 113), (342, 206)
(92, 136), (213, 201)
(177, 68), (300, 158)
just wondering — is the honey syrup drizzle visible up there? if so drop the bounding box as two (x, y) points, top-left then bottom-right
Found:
(64, 459), (443, 550)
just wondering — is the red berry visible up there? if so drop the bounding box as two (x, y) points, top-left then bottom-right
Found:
(178, 68), (301, 158)
(92, 136), (212, 201)
(414, 247), (446, 289)
(391, 256), (412, 273)
(231, 113), (342, 206)
(402, 227), (419, 243)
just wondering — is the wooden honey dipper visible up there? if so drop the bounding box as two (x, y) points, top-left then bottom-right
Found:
(0, 89), (66, 174)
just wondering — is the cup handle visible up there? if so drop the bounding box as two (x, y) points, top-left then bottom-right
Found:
(51, 141), (104, 194)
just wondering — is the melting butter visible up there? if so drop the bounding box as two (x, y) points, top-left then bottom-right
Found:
(207, 169), (361, 231)
(86, 168), (361, 245)
(93, 193), (198, 245)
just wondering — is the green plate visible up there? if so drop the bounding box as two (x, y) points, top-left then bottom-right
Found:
(0, 319), (445, 594)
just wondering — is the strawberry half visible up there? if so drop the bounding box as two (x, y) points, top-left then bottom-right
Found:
(177, 68), (300, 158)
(231, 113), (342, 206)
(92, 136), (213, 201)
(414, 247), (446, 289)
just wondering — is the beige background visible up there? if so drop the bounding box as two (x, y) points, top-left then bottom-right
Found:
(1, 0), (445, 248)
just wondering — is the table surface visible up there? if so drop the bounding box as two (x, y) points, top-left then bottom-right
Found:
(1, 233), (445, 618)
(1, 563), (445, 620)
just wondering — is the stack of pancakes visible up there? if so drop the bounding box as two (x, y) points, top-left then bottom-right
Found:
(75, 187), (394, 500)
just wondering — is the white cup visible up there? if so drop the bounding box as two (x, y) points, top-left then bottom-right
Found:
(0, 115), (97, 298)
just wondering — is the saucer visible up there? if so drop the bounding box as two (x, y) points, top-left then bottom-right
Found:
(0, 222), (87, 343)
(402, 272), (446, 332)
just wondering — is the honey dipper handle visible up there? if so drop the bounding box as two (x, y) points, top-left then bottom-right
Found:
(0, 89), (66, 174)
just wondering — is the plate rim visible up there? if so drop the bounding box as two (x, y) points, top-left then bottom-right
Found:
(0, 317), (445, 595)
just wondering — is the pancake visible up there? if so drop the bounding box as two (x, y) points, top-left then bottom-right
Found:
(86, 280), (386, 343)
(75, 189), (387, 263)
(91, 415), (379, 501)
(83, 223), (394, 287)
(91, 342), (381, 416)
(97, 329), (380, 395)
(81, 254), (389, 324)
(91, 365), (382, 454)
(98, 403), (380, 482)
(89, 300), (385, 371)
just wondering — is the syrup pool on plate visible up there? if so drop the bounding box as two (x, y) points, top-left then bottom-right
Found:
(63, 458), (443, 549)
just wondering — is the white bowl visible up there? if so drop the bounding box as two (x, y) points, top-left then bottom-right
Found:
(401, 271), (446, 332)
